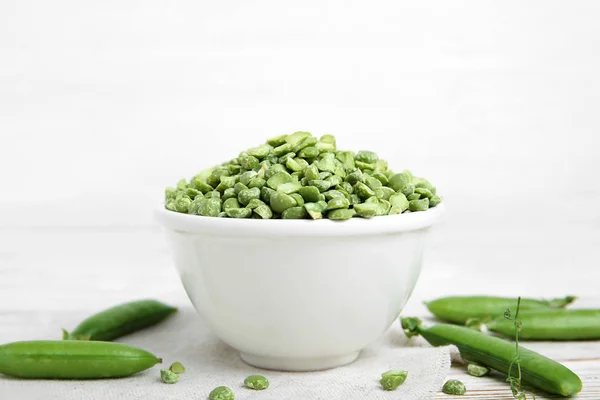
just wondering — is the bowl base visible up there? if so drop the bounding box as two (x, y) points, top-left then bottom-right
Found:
(239, 351), (360, 372)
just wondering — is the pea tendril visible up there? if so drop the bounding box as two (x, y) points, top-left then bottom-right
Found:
(505, 297), (536, 400)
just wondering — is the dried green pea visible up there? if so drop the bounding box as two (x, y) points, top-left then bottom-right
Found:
(294, 157), (309, 169)
(245, 198), (265, 209)
(388, 205), (403, 215)
(376, 199), (391, 216)
(222, 197), (241, 212)
(279, 152), (297, 164)
(346, 170), (364, 185)
(286, 157), (303, 172)
(160, 368), (179, 384)
(353, 202), (378, 218)
(326, 197), (350, 211)
(415, 187), (433, 199)
(407, 193), (421, 201)
(338, 181), (353, 194)
(0, 340), (162, 379)
(372, 171), (389, 185)
(356, 161), (376, 170)
(277, 182), (303, 194)
(227, 164), (242, 175)
(175, 197), (192, 213)
(304, 164), (320, 181)
(176, 179), (188, 190)
(467, 363), (490, 377)
(324, 190), (345, 201)
(293, 135), (318, 152)
(267, 171), (293, 190)
(261, 187), (275, 203)
(253, 205), (273, 219)
(374, 186), (395, 200)
(298, 146), (320, 159)
(244, 374), (269, 390)
(222, 188), (237, 201)
(389, 193), (409, 211)
(165, 200), (177, 211)
(286, 131), (312, 147)
(327, 208), (356, 220)
(298, 186), (321, 202)
(388, 172), (411, 192)
(400, 183), (415, 196)
(247, 177), (266, 189)
(264, 163), (286, 179)
(309, 180), (332, 192)
(239, 171), (257, 186)
(267, 134), (288, 146)
(304, 202), (325, 219)
(238, 187), (261, 206)
(365, 176), (383, 191)
(317, 154), (336, 173)
(188, 198), (204, 215)
(290, 193), (304, 207)
(282, 206), (308, 219)
(326, 175), (343, 186)
(233, 182), (248, 195)
(316, 134), (336, 151)
(165, 187), (177, 200)
(408, 198), (429, 211)
(190, 177), (213, 194)
(169, 361), (185, 374)
(239, 155), (260, 170)
(273, 142), (293, 156)
(430, 195), (442, 207)
(318, 171), (332, 180)
(209, 386), (235, 400)
(197, 198), (221, 217)
(207, 169), (230, 188)
(354, 182), (376, 199)
(442, 379), (466, 395)
(247, 144), (271, 159)
(355, 150), (378, 164)
(380, 370), (408, 391)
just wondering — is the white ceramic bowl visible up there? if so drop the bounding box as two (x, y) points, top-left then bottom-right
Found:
(156, 204), (445, 371)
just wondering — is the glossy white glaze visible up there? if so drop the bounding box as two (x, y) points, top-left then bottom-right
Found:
(156, 205), (445, 370)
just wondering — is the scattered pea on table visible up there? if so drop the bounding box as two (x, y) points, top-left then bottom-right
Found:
(379, 370), (408, 391)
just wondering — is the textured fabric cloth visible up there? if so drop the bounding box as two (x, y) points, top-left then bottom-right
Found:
(0, 308), (451, 400)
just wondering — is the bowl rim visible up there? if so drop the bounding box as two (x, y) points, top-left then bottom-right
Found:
(155, 202), (445, 237)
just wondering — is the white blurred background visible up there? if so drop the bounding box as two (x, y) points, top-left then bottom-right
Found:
(1, 1), (599, 312)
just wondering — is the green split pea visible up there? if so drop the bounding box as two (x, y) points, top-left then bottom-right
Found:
(165, 132), (441, 220)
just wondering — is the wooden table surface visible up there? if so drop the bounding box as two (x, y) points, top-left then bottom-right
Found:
(1, 227), (599, 399)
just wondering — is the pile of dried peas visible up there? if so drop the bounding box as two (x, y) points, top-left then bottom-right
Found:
(164, 132), (441, 220)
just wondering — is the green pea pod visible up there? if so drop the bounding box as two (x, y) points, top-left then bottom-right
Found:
(0, 340), (161, 379)
(401, 318), (582, 397)
(486, 309), (600, 341)
(63, 299), (177, 341)
(424, 295), (576, 325)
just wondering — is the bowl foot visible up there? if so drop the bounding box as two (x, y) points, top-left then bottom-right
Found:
(239, 351), (360, 372)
